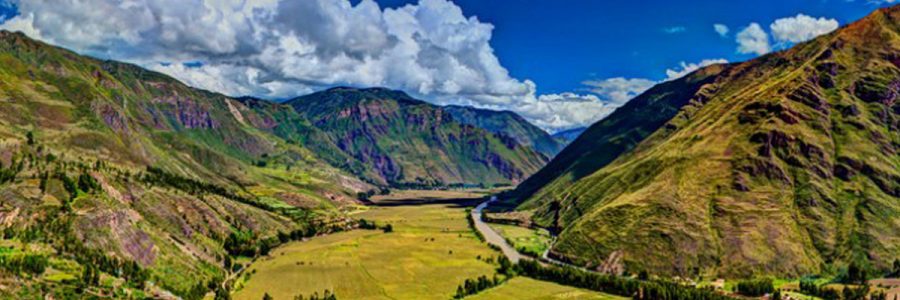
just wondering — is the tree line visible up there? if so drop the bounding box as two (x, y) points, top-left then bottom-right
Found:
(734, 278), (774, 297)
(453, 274), (503, 299)
(799, 278), (889, 300)
(356, 219), (393, 233)
(465, 209), (484, 242)
(512, 260), (737, 300)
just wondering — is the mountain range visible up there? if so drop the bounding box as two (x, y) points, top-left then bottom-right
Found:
(0, 29), (555, 297)
(286, 87), (549, 187)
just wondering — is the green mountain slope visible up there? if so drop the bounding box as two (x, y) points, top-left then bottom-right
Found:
(510, 66), (725, 206)
(286, 87), (548, 188)
(443, 105), (565, 157)
(0, 30), (366, 298)
(512, 6), (900, 278)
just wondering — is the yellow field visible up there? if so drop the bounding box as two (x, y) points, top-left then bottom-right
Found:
(232, 202), (498, 300)
(232, 191), (620, 300)
(467, 277), (628, 300)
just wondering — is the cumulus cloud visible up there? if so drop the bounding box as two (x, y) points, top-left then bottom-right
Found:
(713, 24), (729, 37)
(736, 23), (770, 55)
(518, 93), (617, 132)
(582, 78), (656, 105)
(770, 14), (838, 43)
(664, 58), (728, 81)
(465, 92), (618, 132)
(0, 0), (609, 132)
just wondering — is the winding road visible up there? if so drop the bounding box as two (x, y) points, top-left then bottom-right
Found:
(471, 196), (592, 272)
(471, 196), (526, 263)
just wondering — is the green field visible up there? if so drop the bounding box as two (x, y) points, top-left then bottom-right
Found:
(231, 194), (619, 300)
(467, 277), (627, 300)
(488, 223), (552, 257)
(232, 201), (499, 300)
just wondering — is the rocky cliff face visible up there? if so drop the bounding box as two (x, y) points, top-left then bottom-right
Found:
(287, 87), (549, 187)
(512, 6), (900, 278)
(443, 105), (565, 157)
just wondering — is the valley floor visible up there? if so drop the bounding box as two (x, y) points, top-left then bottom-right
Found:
(466, 277), (626, 300)
(230, 190), (620, 300)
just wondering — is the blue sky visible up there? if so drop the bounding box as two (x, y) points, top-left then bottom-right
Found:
(0, 0), (895, 132)
(367, 0), (893, 94)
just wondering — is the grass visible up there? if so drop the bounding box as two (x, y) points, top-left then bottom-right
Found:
(233, 191), (620, 300)
(232, 201), (499, 300)
(466, 277), (627, 300)
(488, 223), (551, 257)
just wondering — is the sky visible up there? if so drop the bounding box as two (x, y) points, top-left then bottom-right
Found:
(0, 0), (895, 133)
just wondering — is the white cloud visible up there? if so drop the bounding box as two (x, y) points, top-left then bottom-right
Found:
(517, 93), (616, 132)
(770, 14), (838, 43)
(713, 24), (729, 37)
(461, 92), (619, 133)
(582, 78), (656, 105)
(0, 13), (42, 40)
(736, 23), (771, 55)
(664, 58), (728, 81)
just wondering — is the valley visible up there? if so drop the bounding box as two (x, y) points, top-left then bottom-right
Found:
(0, 1), (898, 299)
(231, 190), (620, 300)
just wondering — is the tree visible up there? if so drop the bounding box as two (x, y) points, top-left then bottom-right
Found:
(846, 261), (867, 284)
(638, 270), (649, 281)
(735, 278), (774, 297)
(356, 192), (369, 201)
(259, 240), (272, 256)
(78, 171), (100, 193)
(890, 259), (900, 278)
(26, 131), (34, 145)
(382, 224), (393, 233)
(262, 293), (273, 300)
(215, 288), (231, 300)
(842, 284), (868, 300)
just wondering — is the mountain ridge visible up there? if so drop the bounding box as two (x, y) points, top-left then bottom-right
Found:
(286, 87), (549, 187)
(443, 104), (565, 157)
